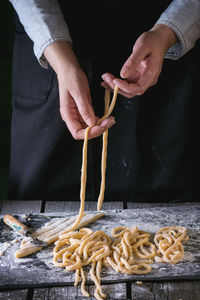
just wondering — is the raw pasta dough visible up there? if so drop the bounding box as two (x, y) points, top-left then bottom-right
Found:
(53, 226), (156, 300)
(53, 225), (188, 300)
(154, 226), (188, 264)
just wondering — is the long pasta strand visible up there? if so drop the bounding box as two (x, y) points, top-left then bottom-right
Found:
(61, 86), (119, 233)
(97, 89), (110, 211)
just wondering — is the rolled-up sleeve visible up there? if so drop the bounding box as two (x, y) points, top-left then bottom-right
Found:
(156, 0), (200, 60)
(9, 0), (72, 68)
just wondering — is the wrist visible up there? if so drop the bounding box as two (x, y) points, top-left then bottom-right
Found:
(44, 41), (80, 76)
(150, 24), (178, 53)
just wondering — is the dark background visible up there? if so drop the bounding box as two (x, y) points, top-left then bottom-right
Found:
(0, 1), (13, 199)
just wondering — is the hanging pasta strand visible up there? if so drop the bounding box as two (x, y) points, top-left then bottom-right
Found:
(97, 88), (110, 211)
(60, 86), (119, 235)
(59, 126), (91, 235)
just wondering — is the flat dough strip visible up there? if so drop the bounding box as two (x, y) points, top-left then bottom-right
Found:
(21, 217), (71, 245)
(15, 212), (104, 258)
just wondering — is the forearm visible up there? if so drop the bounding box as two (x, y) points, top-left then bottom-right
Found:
(9, 0), (72, 68)
(149, 24), (178, 54)
(155, 0), (200, 60)
(44, 41), (79, 78)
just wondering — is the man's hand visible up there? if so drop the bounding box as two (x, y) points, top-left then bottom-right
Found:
(102, 24), (178, 98)
(44, 41), (115, 139)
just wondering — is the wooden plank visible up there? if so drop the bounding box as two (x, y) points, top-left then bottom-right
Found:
(131, 281), (200, 300)
(0, 200), (42, 214)
(45, 201), (123, 213)
(0, 290), (28, 299)
(127, 202), (197, 209)
(0, 204), (199, 288)
(32, 283), (127, 300)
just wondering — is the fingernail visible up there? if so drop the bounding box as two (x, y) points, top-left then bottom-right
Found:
(102, 74), (109, 82)
(107, 119), (116, 129)
(100, 118), (116, 128)
(121, 69), (128, 78)
(108, 116), (115, 123)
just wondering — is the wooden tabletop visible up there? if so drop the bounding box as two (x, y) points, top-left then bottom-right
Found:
(0, 200), (199, 300)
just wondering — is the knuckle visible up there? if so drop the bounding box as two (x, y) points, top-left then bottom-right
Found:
(139, 32), (150, 44)
(137, 32), (151, 51)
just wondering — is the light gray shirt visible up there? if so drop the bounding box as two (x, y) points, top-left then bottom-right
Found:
(156, 0), (200, 60)
(9, 0), (200, 68)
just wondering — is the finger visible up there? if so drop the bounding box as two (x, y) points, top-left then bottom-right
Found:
(88, 90), (92, 105)
(120, 37), (150, 79)
(98, 116), (115, 129)
(101, 81), (113, 92)
(113, 78), (141, 95)
(101, 73), (116, 90)
(101, 81), (134, 98)
(75, 93), (96, 127)
(60, 92), (86, 137)
(75, 116), (116, 140)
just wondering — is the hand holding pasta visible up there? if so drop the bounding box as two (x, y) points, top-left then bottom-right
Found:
(102, 24), (178, 98)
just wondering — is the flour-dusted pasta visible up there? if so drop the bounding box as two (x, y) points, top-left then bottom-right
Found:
(53, 226), (156, 300)
(53, 225), (189, 300)
(154, 226), (189, 264)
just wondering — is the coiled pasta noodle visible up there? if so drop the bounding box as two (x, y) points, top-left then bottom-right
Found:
(154, 226), (189, 264)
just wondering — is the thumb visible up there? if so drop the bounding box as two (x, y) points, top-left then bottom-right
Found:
(76, 95), (96, 127)
(120, 37), (150, 79)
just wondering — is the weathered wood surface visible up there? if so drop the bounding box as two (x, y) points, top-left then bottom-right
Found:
(0, 289), (28, 300)
(0, 200), (42, 214)
(131, 281), (200, 300)
(32, 283), (127, 300)
(44, 201), (124, 213)
(0, 204), (199, 289)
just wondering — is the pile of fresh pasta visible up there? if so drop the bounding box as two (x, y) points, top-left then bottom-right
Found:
(53, 225), (188, 300)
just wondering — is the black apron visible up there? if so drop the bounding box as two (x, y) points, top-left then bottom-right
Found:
(9, 1), (200, 202)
